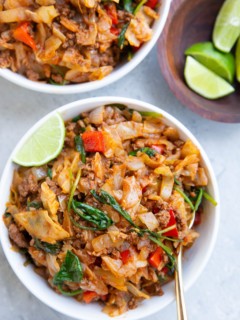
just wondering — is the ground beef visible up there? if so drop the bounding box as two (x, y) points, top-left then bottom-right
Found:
(18, 172), (38, 199)
(8, 223), (28, 248)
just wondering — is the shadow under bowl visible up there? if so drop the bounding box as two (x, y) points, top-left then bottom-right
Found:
(158, 0), (240, 123)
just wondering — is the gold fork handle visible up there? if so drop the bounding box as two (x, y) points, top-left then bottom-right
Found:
(175, 246), (188, 320)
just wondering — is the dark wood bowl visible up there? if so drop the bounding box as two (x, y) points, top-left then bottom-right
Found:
(157, 0), (240, 123)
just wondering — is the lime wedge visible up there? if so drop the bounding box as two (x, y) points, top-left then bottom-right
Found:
(213, 0), (240, 52)
(13, 113), (65, 167)
(236, 37), (240, 82)
(184, 56), (235, 100)
(185, 42), (235, 83)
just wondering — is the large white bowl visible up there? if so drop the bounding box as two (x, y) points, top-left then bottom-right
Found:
(0, 1), (171, 94)
(0, 97), (219, 319)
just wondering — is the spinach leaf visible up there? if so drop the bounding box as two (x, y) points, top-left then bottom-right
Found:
(75, 135), (86, 164)
(129, 147), (157, 157)
(91, 189), (135, 227)
(72, 200), (113, 230)
(118, 23), (130, 49)
(34, 238), (61, 255)
(91, 189), (176, 263)
(53, 250), (83, 285)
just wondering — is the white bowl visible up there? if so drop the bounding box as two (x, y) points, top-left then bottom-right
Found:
(0, 97), (220, 319)
(0, 1), (171, 94)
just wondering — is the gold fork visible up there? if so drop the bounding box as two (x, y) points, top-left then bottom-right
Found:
(174, 211), (196, 320)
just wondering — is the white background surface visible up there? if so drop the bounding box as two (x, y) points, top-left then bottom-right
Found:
(0, 45), (240, 320)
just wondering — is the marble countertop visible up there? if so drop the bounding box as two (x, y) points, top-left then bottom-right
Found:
(0, 46), (240, 320)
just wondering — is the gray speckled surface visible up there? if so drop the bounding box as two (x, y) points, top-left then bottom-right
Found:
(0, 46), (240, 320)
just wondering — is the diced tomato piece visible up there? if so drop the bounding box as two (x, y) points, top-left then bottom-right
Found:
(13, 22), (36, 51)
(163, 209), (179, 238)
(82, 131), (105, 153)
(110, 26), (120, 35)
(105, 3), (118, 25)
(194, 211), (202, 226)
(120, 249), (131, 264)
(142, 185), (148, 193)
(148, 247), (163, 268)
(83, 291), (98, 304)
(151, 145), (164, 154)
(145, 0), (158, 9)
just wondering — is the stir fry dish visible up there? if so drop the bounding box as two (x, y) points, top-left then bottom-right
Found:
(3, 105), (216, 316)
(0, 0), (159, 84)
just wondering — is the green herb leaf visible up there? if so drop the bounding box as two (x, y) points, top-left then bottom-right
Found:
(123, 0), (133, 12)
(27, 201), (42, 211)
(68, 169), (81, 212)
(203, 191), (218, 206)
(57, 285), (82, 296)
(34, 238), (61, 255)
(133, 0), (147, 14)
(72, 200), (113, 230)
(139, 111), (162, 118)
(72, 115), (81, 122)
(194, 188), (203, 212)
(174, 177), (181, 186)
(70, 216), (99, 231)
(118, 23), (130, 49)
(129, 147), (157, 157)
(47, 167), (52, 179)
(75, 135), (86, 164)
(53, 250), (83, 285)
(91, 189), (135, 227)
(173, 186), (195, 211)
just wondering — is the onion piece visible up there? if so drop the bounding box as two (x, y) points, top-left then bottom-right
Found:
(126, 282), (150, 299)
(138, 212), (159, 231)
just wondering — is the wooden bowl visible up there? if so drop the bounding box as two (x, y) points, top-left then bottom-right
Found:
(157, 0), (240, 123)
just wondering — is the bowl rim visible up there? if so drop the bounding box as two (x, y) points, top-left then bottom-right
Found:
(0, 0), (171, 94)
(0, 96), (220, 319)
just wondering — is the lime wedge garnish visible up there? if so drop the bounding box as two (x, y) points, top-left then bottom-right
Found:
(185, 42), (235, 83)
(236, 37), (240, 82)
(213, 0), (240, 52)
(184, 56), (235, 100)
(13, 113), (65, 167)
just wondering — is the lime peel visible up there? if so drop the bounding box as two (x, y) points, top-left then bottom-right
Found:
(185, 41), (235, 83)
(213, 0), (240, 52)
(12, 113), (65, 167)
(184, 56), (235, 100)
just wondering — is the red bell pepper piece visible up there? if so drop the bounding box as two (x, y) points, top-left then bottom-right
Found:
(148, 247), (163, 268)
(83, 291), (98, 303)
(110, 26), (120, 36)
(145, 0), (158, 9)
(120, 249), (131, 264)
(105, 3), (118, 25)
(151, 145), (164, 154)
(163, 209), (179, 238)
(82, 131), (105, 153)
(13, 22), (36, 51)
(161, 266), (169, 275)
